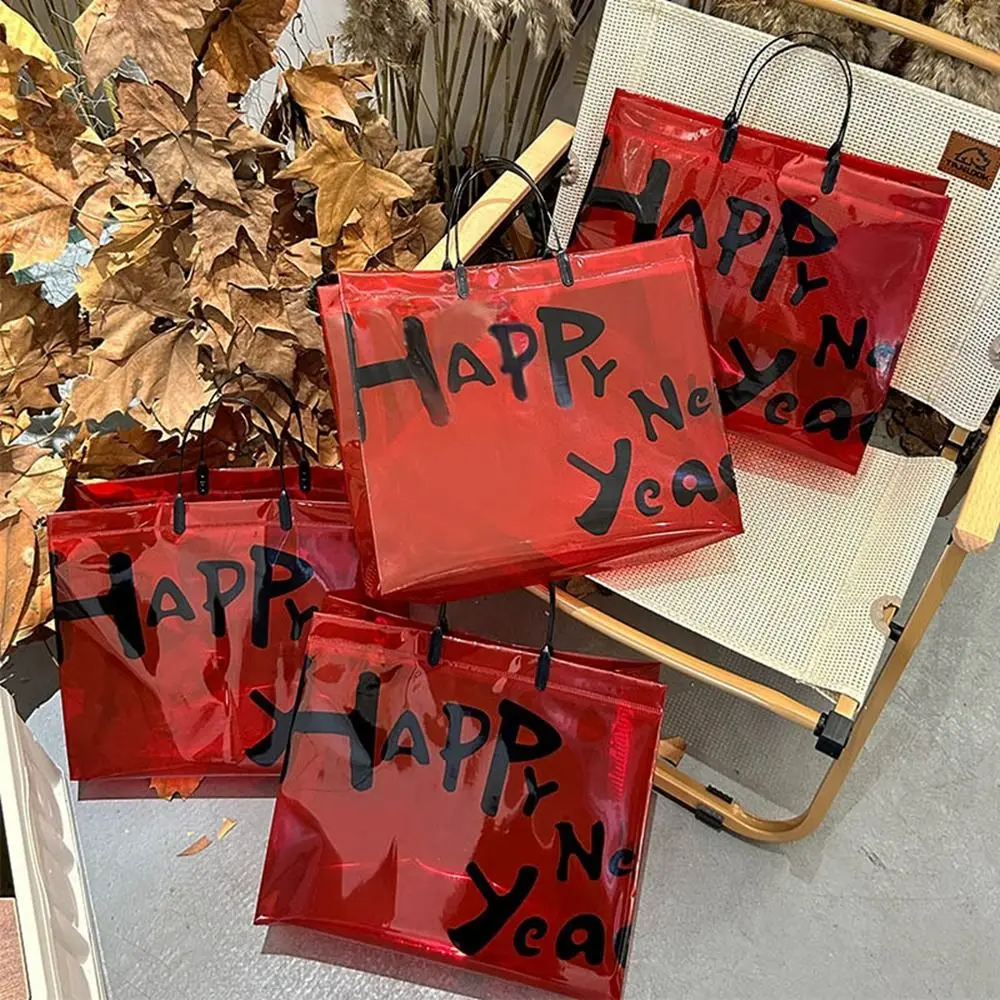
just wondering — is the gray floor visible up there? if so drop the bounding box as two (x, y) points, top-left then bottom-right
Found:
(8, 524), (1000, 1000)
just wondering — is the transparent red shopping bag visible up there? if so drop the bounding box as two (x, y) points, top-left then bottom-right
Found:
(572, 34), (951, 473)
(255, 605), (665, 1000)
(321, 157), (741, 602)
(48, 397), (361, 781)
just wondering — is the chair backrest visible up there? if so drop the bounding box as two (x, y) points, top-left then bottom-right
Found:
(554, 0), (1000, 433)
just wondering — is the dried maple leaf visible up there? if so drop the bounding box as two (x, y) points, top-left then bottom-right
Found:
(0, 132), (109, 268)
(13, 528), (51, 645)
(356, 114), (398, 168)
(74, 0), (214, 100)
(0, 443), (66, 522)
(275, 238), (323, 287)
(71, 322), (212, 433)
(80, 256), (191, 346)
(190, 230), (271, 321)
(191, 185), (274, 270)
(0, 42), (27, 124)
(283, 62), (375, 129)
(277, 120), (413, 246)
(390, 202), (446, 269)
(281, 287), (322, 351)
(0, 510), (34, 658)
(75, 161), (149, 245)
(202, 0), (299, 93)
(334, 199), (394, 272)
(386, 147), (436, 202)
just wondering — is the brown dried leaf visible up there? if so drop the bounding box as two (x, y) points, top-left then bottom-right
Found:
(334, 199), (394, 272)
(71, 324), (211, 432)
(277, 120), (412, 246)
(177, 834), (212, 856)
(0, 133), (110, 269)
(216, 817), (237, 840)
(81, 257), (191, 347)
(192, 186), (274, 271)
(283, 62), (371, 128)
(390, 202), (445, 269)
(190, 232), (272, 320)
(386, 147), (435, 202)
(75, 161), (150, 245)
(75, 0), (214, 100)
(203, 0), (300, 94)
(275, 238), (323, 288)
(150, 776), (203, 799)
(657, 737), (688, 768)
(13, 529), (51, 645)
(356, 114), (398, 167)
(1, 449), (66, 522)
(0, 511), (34, 658)
(282, 287), (321, 351)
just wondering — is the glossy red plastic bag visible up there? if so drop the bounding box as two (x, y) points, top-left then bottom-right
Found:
(321, 161), (741, 602)
(572, 39), (951, 473)
(48, 412), (361, 781)
(255, 610), (665, 1000)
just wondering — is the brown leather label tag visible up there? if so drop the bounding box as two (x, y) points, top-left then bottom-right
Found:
(938, 131), (1000, 190)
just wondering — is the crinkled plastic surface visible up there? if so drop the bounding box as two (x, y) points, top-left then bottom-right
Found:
(255, 612), (665, 1000)
(321, 238), (742, 602)
(47, 467), (361, 780)
(572, 90), (951, 473)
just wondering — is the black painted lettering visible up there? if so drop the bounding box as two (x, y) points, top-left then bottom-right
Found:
(513, 917), (548, 957)
(814, 315), (868, 370)
(764, 392), (799, 426)
(567, 438), (632, 537)
(556, 820), (605, 882)
(345, 313), (448, 441)
(54, 552), (144, 660)
(447, 862), (538, 956)
(661, 197), (708, 249)
(614, 924), (633, 969)
(441, 703), (491, 793)
(284, 598), (317, 641)
(634, 478), (663, 517)
(196, 559), (246, 638)
(488, 323), (538, 401)
(718, 197), (771, 277)
(555, 914), (605, 967)
(687, 386), (712, 417)
(790, 261), (829, 306)
(482, 699), (562, 818)
(588, 155), (670, 242)
(250, 546), (314, 649)
(629, 375), (684, 441)
(581, 355), (617, 398)
(537, 307), (606, 409)
(718, 339), (797, 415)
(382, 709), (431, 765)
(608, 848), (636, 877)
(146, 576), (195, 627)
(753, 199), (837, 303)
(803, 397), (853, 440)
(447, 341), (496, 393)
(672, 459), (719, 507)
(718, 453), (738, 495)
(522, 765), (559, 817)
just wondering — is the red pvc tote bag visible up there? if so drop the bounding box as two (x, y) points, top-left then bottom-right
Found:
(321, 156), (742, 602)
(572, 33), (951, 473)
(255, 604), (665, 1000)
(48, 398), (361, 781)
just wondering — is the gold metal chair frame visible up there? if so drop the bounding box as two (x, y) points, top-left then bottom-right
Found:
(419, 0), (1000, 841)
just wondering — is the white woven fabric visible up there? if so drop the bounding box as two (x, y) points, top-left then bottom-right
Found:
(555, 0), (1000, 431)
(594, 435), (955, 701)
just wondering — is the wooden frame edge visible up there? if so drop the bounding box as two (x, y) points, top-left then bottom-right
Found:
(954, 422), (1000, 554)
(793, 0), (1000, 73)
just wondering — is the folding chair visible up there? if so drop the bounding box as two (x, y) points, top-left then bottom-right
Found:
(421, 0), (1000, 841)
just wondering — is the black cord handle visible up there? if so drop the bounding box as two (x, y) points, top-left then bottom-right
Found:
(443, 155), (573, 298)
(426, 582), (557, 692)
(201, 372), (312, 493)
(721, 32), (854, 195)
(174, 396), (292, 535)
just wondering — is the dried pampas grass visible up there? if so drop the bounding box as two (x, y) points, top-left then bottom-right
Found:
(903, 0), (1000, 111)
(710, 0), (877, 64)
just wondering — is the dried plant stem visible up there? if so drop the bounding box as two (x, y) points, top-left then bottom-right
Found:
(502, 32), (534, 158)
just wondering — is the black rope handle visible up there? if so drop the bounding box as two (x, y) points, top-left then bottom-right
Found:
(174, 396), (292, 535)
(201, 372), (312, 493)
(427, 582), (557, 692)
(721, 32), (854, 195)
(443, 155), (573, 298)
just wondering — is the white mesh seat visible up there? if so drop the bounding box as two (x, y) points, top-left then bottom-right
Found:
(595, 435), (955, 702)
(554, 0), (1000, 703)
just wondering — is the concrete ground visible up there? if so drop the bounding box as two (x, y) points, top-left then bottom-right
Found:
(7, 515), (1000, 1000)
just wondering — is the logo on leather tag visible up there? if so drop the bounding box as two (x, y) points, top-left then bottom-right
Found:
(938, 131), (1000, 190)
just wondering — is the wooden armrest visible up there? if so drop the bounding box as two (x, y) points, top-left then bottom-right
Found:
(954, 421), (1000, 554)
(415, 119), (575, 271)
(793, 0), (1000, 74)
